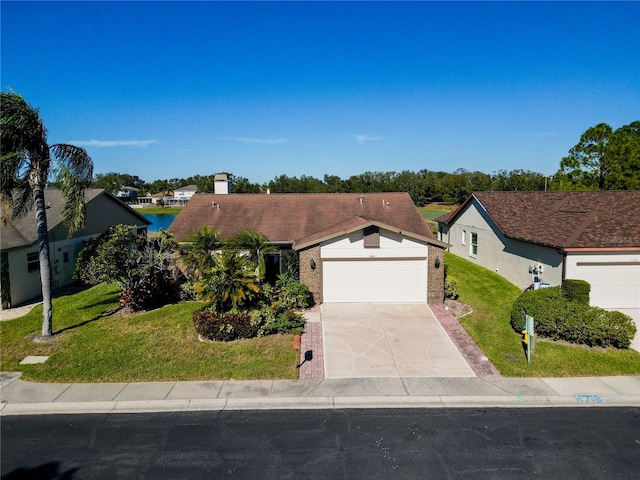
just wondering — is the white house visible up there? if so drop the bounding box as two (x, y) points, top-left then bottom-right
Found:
(437, 191), (640, 351)
(1, 189), (151, 309)
(173, 185), (197, 201)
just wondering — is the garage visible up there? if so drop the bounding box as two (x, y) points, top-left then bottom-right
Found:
(574, 262), (640, 310)
(322, 259), (427, 303)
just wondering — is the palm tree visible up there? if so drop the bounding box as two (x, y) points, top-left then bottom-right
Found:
(183, 226), (222, 280)
(195, 252), (260, 310)
(1, 91), (93, 339)
(226, 229), (278, 281)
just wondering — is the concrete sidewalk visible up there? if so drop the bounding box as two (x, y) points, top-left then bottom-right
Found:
(1, 372), (638, 416)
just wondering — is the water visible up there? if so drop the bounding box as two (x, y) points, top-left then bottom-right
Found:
(143, 214), (177, 232)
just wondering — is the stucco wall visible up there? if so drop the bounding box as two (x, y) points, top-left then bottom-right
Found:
(446, 198), (563, 289)
(5, 235), (92, 307)
(320, 229), (428, 259)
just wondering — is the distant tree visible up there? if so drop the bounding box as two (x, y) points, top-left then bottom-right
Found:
(93, 172), (147, 193)
(230, 175), (262, 193)
(557, 122), (640, 190)
(1, 91), (93, 338)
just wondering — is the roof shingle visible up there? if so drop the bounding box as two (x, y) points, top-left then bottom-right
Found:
(442, 191), (640, 249)
(168, 193), (438, 246)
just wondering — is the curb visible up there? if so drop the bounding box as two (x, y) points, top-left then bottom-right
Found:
(2, 394), (639, 416)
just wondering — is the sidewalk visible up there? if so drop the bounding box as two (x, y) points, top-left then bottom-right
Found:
(2, 372), (638, 416)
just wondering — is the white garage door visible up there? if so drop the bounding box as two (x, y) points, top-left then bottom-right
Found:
(323, 259), (427, 303)
(575, 263), (640, 309)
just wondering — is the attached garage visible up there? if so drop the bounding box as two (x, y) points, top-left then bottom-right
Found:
(565, 252), (640, 352)
(322, 259), (427, 303)
(572, 262), (640, 311)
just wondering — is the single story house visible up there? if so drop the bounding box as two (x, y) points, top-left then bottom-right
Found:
(168, 191), (449, 304)
(436, 191), (640, 351)
(1, 189), (151, 309)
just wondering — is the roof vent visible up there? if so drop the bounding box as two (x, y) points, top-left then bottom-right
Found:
(359, 195), (364, 204)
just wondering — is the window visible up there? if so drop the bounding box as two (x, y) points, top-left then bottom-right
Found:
(27, 252), (39, 273)
(461, 229), (466, 245)
(470, 232), (478, 257)
(363, 226), (380, 248)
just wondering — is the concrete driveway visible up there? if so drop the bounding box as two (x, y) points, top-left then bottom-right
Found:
(321, 303), (475, 378)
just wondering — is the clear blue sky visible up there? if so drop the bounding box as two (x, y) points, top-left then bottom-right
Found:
(2, 1), (638, 185)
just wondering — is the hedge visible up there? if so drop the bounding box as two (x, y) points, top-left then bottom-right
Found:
(510, 286), (636, 349)
(561, 279), (590, 305)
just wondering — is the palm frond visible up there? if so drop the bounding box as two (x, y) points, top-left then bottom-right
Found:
(50, 144), (93, 183)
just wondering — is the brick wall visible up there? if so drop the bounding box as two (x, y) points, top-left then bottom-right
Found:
(299, 245), (322, 304)
(427, 245), (445, 304)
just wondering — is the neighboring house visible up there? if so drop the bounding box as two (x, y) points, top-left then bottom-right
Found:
(1, 189), (151, 309)
(174, 185), (197, 201)
(115, 186), (139, 203)
(169, 192), (449, 304)
(436, 191), (640, 351)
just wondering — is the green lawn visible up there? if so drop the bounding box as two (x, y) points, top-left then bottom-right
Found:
(446, 252), (640, 376)
(137, 206), (183, 215)
(418, 204), (457, 234)
(0, 283), (299, 382)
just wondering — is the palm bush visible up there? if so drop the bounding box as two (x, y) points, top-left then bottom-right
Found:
(195, 253), (261, 310)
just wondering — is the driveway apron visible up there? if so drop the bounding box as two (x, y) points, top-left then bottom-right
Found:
(321, 303), (475, 378)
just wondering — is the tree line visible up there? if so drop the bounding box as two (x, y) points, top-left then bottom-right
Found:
(93, 121), (639, 206)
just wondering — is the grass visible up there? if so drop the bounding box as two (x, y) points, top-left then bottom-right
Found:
(418, 203), (458, 234)
(137, 206), (183, 215)
(446, 252), (640, 376)
(0, 283), (299, 382)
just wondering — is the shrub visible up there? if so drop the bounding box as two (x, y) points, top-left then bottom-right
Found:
(562, 279), (591, 304)
(510, 286), (636, 349)
(275, 275), (313, 310)
(444, 279), (459, 300)
(193, 308), (258, 341)
(251, 306), (305, 337)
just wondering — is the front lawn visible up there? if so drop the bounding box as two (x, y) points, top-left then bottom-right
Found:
(0, 283), (299, 382)
(446, 253), (640, 376)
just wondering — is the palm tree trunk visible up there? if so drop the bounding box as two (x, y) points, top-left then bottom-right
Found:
(33, 186), (53, 337)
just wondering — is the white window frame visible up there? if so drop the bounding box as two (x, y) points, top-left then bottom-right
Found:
(470, 232), (478, 257)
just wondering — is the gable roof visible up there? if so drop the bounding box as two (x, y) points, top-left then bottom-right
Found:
(440, 191), (640, 250)
(168, 192), (446, 248)
(176, 185), (197, 192)
(1, 189), (151, 250)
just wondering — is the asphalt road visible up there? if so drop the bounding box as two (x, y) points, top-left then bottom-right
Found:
(2, 408), (639, 479)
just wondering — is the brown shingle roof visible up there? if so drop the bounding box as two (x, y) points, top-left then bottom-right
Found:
(442, 191), (640, 249)
(168, 193), (440, 247)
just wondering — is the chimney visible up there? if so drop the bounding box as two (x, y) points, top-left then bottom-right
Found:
(214, 174), (229, 194)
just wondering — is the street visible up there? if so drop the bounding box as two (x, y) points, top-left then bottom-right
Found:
(2, 408), (639, 479)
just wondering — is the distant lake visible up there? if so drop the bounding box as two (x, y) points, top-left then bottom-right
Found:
(144, 214), (177, 232)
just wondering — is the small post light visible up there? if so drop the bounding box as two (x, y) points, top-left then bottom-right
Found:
(434, 257), (441, 269)
(310, 258), (316, 270)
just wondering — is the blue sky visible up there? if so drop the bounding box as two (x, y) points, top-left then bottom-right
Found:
(2, 1), (638, 185)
